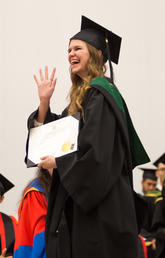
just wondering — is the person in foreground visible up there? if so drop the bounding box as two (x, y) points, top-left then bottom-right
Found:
(0, 174), (16, 258)
(13, 168), (52, 258)
(138, 168), (161, 258)
(153, 153), (165, 191)
(152, 167), (165, 258)
(25, 16), (150, 258)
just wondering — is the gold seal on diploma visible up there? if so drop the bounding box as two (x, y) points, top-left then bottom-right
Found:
(62, 142), (72, 152)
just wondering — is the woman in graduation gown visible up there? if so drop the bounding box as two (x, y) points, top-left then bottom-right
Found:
(0, 201), (17, 258)
(13, 168), (52, 258)
(25, 16), (150, 258)
(151, 178), (165, 258)
(0, 175), (16, 257)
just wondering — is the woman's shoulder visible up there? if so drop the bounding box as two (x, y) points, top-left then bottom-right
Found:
(89, 76), (112, 86)
(25, 178), (44, 196)
(85, 76), (111, 99)
(83, 85), (102, 106)
(88, 76), (124, 111)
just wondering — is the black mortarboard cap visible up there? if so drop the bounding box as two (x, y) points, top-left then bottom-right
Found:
(70, 16), (122, 83)
(153, 153), (165, 167)
(140, 168), (157, 181)
(0, 174), (15, 196)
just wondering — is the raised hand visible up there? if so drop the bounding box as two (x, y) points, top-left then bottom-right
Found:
(34, 66), (57, 123)
(34, 66), (57, 103)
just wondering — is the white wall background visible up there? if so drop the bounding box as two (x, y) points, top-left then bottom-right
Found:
(0, 0), (165, 218)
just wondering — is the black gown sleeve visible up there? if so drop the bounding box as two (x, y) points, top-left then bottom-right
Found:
(56, 88), (126, 213)
(25, 107), (68, 164)
(27, 108), (61, 130)
(152, 199), (165, 239)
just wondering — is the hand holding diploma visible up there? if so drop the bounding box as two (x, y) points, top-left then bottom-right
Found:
(38, 155), (57, 170)
(27, 115), (79, 168)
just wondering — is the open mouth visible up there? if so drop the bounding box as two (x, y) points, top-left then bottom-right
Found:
(71, 60), (80, 65)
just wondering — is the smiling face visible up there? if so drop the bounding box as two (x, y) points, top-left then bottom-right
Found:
(68, 39), (90, 79)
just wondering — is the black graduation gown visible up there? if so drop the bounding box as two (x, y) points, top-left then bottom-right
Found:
(0, 212), (16, 256)
(152, 198), (165, 257)
(25, 77), (150, 258)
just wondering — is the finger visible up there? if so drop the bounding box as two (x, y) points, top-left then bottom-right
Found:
(152, 243), (156, 250)
(48, 168), (53, 176)
(39, 68), (44, 81)
(37, 163), (42, 168)
(33, 74), (39, 86)
(38, 162), (47, 170)
(45, 66), (48, 80)
(40, 156), (48, 160)
(50, 67), (56, 81)
(37, 161), (45, 168)
(1, 248), (7, 256)
(153, 240), (156, 250)
(52, 78), (57, 89)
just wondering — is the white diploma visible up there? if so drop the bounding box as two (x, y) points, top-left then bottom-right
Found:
(27, 114), (79, 167)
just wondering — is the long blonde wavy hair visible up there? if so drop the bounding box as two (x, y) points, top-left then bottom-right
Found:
(67, 42), (107, 117)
